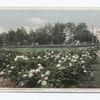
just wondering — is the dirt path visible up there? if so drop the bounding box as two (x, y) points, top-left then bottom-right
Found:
(90, 50), (100, 88)
(96, 50), (100, 57)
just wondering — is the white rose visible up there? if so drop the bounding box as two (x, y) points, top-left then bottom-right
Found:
(29, 69), (36, 74)
(41, 74), (45, 78)
(58, 60), (62, 63)
(8, 70), (11, 73)
(37, 56), (41, 59)
(6, 65), (10, 67)
(36, 69), (41, 73)
(38, 66), (44, 70)
(45, 71), (51, 76)
(81, 60), (85, 63)
(41, 81), (47, 86)
(56, 64), (61, 68)
(0, 71), (4, 75)
(11, 66), (14, 69)
(37, 80), (41, 84)
(61, 57), (65, 60)
(38, 63), (42, 67)
(18, 72), (21, 74)
(44, 77), (48, 80)
(43, 55), (47, 58)
(69, 63), (72, 67)
(22, 74), (27, 78)
(28, 73), (34, 78)
(48, 53), (51, 56)
(65, 55), (68, 58)
(51, 51), (54, 54)
(14, 57), (18, 61)
(3, 63), (5, 65)
(83, 70), (87, 73)
(32, 57), (34, 59)
(82, 66), (85, 69)
(24, 57), (29, 60)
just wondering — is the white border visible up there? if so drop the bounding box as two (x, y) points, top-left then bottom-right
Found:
(0, 88), (99, 93)
(0, 7), (100, 10)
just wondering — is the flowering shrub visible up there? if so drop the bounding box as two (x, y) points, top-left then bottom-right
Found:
(0, 47), (97, 88)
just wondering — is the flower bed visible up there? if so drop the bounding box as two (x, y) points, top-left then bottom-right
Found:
(0, 48), (97, 88)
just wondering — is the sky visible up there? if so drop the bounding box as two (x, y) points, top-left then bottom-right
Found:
(0, 10), (100, 33)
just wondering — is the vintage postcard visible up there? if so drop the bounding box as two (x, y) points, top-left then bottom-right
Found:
(0, 7), (100, 92)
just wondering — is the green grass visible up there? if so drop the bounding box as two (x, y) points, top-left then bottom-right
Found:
(90, 57), (100, 88)
(2, 48), (70, 53)
(1, 47), (92, 53)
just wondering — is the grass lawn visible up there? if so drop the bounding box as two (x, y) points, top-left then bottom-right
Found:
(90, 57), (100, 88)
(2, 47), (91, 53)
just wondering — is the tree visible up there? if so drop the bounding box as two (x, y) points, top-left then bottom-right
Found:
(28, 30), (37, 45)
(0, 34), (3, 46)
(35, 26), (51, 45)
(7, 30), (16, 45)
(15, 27), (28, 45)
(73, 23), (100, 43)
(74, 30), (92, 43)
(64, 22), (76, 43)
(1, 32), (8, 46)
(52, 23), (66, 44)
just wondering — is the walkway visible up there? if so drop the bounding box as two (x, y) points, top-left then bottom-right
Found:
(90, 50), (100, 88)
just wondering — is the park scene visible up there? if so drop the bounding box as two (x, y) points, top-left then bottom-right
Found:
(0, 10), (99, 88)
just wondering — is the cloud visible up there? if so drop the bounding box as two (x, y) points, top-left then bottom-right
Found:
(29, 17), (47, 27)
(0, 27), (7, 33)
(0, 17), (47, 34)
(24, 17), (47, 32)
(0, 27), (18, 34)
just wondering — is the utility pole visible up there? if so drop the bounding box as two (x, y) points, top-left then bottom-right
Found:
(92, 25), (94, 44)
(51, 33), (53, 45)
(96, 28), (98, 44)
(96, 27), (100, 44)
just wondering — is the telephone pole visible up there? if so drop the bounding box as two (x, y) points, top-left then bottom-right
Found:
(92, 25), (94, 44)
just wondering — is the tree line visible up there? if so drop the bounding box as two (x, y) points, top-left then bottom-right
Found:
(0, 22), (99, 46)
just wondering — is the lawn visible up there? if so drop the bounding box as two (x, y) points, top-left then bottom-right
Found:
(90, 52), (100, 88)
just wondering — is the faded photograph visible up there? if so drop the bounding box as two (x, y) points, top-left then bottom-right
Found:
(0, 8), (99, 89)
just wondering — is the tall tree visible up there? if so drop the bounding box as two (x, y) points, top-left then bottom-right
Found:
(15, 27), (28, 45)
(28, 30), (37, 45)
(52, 23), (66, 44)
(64, 22), (76, 43)
(74, 23), (93, 43)
(7, 30), (16, 45)
(35, 25), (51, 45)
(1, 32), (8, 46)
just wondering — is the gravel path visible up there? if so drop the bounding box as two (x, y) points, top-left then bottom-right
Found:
(90, 50), (100, 88)
(97, 50), (100, 57)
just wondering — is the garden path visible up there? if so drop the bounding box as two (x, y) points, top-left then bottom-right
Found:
(90, 50), (100, 88)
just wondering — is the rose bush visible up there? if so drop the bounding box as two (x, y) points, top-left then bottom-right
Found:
(0, 47), (97, 88)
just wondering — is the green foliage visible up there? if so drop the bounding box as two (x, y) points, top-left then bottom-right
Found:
(0, 22), (99, 46)
(52, 23), (66, 44)
(0, 48), (97, 88)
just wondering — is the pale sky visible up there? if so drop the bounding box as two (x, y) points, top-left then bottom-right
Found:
(0, 10), (100, 33)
